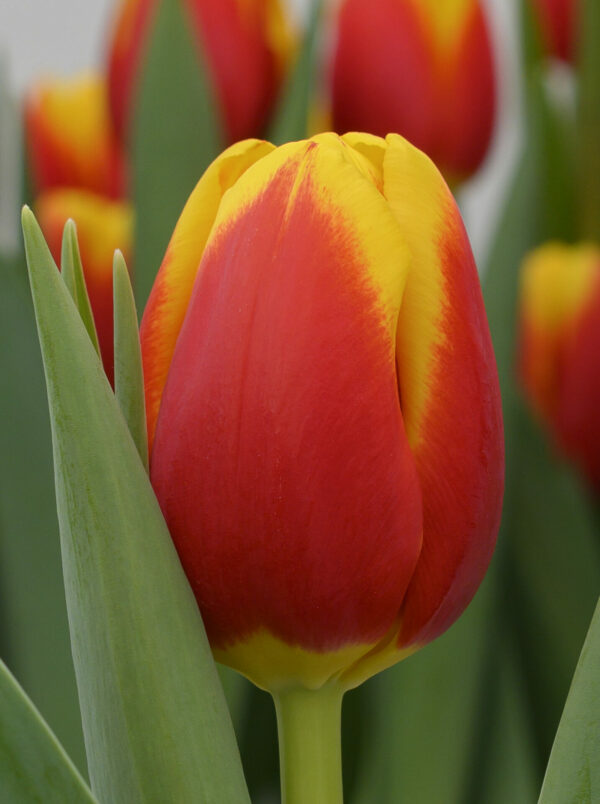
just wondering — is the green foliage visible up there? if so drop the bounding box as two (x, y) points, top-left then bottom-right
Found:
(577, 0), (600, 239)
(539, 598), (600, 802)
(268, 0), (323, 145)
(60, 220), (100, 356)
(131, 0), (222, 311)
(0, 659), (96, 804)
(0, 248), (86, 772)
(22, 208), (250, 804)
(113, 251), (148, 470)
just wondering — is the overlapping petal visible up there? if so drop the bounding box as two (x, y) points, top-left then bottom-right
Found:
(25, 74), (126, 198)
(331, 0), (495, 181)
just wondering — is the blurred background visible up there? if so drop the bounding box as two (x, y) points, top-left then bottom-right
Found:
(0, 0), (519, 265)
(2, 0), (599, 802)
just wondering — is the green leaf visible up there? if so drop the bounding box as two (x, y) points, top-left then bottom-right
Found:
(352, 572), (497, 804)
(113, 251), (148, 470)
(22, 207), (250, 804)
(60, 220), (100, 356)
(0, 659), (96, 804)
(539, 597), (600, 802)
(472, 628), (538, 804)
(483, 27), (600, 767)
(0, 250), (86, 772)
(132, 0), (222, 311)
(268, 0), (323, 145)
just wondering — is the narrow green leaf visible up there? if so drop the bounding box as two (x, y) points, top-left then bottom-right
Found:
(113, 250), (148, 470)
(132, 0), (222, 311)
(472, 628), (538, 804)
(0, 659), (96, 804)
(0, 250), (86, 772)
(352, 571), (496, 804)
(268, 0), (323, 145)
(60, 220), (100, 356)
(22, 207), (250, 804)
(539, 597), (600, 802)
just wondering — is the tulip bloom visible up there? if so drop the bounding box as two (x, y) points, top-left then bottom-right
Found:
(141, 133), (503, 694)
(519, 243), (600, 490)
(330, 0), (496, 182)
(530, 0), (577, 62)
(107, 0), (293, 145)
(25, 74), (126, 198)
(35, 190), (134, 384)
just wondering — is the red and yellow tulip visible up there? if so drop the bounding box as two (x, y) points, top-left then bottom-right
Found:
(107, 0), (294, 145)
(35, 190), (134, 384)
(520, 243), (600, 491)
(530, 0), (577, 62)
(330, 0), (496, 183)
(140, 132), (503, 691)
(24, 74), (126, 198)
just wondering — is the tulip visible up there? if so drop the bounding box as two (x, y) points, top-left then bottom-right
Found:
(24, 74), (126, 198)
(35, 190), (134, 384)
(107, 0), (293, 145)
(530, 0), (577, 62)
(141, 132), (503, 683)
(140, 132), (503, 801)
(330, 0), (496, 182)
(519, 243), (600, 491)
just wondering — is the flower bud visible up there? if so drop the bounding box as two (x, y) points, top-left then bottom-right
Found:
(141, 133), (504, 691)
(35, 190), (134, 384)
(24, 74), (126, 198)
(107, 0), (294, 145)
(519, 243), (600, 490)
(330, 0), (496, 183)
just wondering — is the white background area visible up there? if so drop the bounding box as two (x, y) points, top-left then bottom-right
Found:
(0, 0), (522, 264)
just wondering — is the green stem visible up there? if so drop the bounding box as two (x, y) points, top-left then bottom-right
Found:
(273, 684), (344, 804)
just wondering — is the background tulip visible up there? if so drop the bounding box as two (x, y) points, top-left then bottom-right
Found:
(107, 0), (294, 146)
(530, 0), (577, 62)
(140, 132), (504, 694)
(34, 190), (133, 383)
(24, 74), (126, 198)
(519, 243), (600, 491)
(330, 0), (496, 183)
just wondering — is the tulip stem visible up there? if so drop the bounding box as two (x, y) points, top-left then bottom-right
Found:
(273, 684), (344, 804)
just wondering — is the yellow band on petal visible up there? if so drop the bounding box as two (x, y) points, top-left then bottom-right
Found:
(520, 243), (600, 335)
(411, 0), (477, 52)
(215, 630), (385, 692)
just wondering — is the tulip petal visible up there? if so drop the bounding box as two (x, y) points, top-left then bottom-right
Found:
(140, 138), (276, 447)
(150, 135), (424, 686)
(381, 134), (503, 647)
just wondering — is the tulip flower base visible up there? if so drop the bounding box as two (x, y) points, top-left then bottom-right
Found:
(274, 685), (344, 804)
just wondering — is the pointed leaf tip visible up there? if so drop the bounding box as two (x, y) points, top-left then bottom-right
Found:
(113, 250), (149, 470)
(60, 218), (101, 356)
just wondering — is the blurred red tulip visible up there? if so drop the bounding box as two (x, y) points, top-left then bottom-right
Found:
(35, 190), (134, 384)
(520, 243), (600, 490)
(530, 0), (577, 62)
(24, 74), (126, 199)
(330, 0), (496, 183)
(107, 0), (294, 145)
(140, 133), (504, 691)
